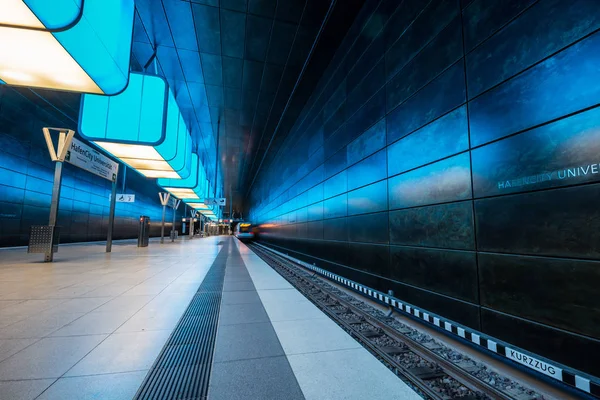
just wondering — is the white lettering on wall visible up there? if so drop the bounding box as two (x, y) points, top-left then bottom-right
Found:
(505, 347), (563, 380)
(497, 163), (600, 190)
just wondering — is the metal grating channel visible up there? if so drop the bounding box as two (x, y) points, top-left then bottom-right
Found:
(133, 241), (229, 400)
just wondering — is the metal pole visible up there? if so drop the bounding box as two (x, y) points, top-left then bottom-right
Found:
(121, 165), (127, 193)
(159, 192), (170, 244)
(106, 166), (118, 253)
(214, 118), (220, 198)
(171, 204), (176, 242)
(48, 162), (63, 227)
(46, 161), (63, 262)
(161, 204), (166, 244)
(41, 128), (74, 263)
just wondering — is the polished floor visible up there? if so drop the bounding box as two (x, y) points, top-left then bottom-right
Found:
(0, 236), (419, 399)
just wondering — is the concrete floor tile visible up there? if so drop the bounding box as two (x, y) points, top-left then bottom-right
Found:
(0, 299), (66, 320)
(49, 311), (134, 337)
(243, 274), (293, 290)
(256, 288), (308, 305)
(161, 281), (202, 294)
(0, 379), (55, 400)
(0, 312), (84, 339)
(221, 280), (256, 292)
(65, 330), (171, 376)
(0, 335), (107, 379)
(123, 283), (169, 296)
(288, 348), (421, 400)
(218, 303), (270, 325)
(209, 357), (304, 400)
(223, 275), (253, 284)
(37, 371), (147, 400)
(271, 318), (361, 355)
(0, 301), (24, 311)
(247, 276), (294, 290)
(0, 338), (38, 362)
(220, 290), (262, 305)
(262, 299), (328, 322)
(0, 237), (227, 398)
(213, 322), (284, 362)
(92, 295), (153, 314)
(79, 284), (134, 298)
(114, 309), (182, 333)
(48, 297), (112, 314)
(37, 284), (98, 299)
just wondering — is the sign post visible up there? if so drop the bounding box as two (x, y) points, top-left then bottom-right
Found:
(189, 209), (197, 238)
(159, 192), (170, 244)
(42, 128), (75, 262)
(106, 166), (119, 253)
(204, 198), (226, 207)
(64, 136), (119, 253)
(171, 198), (181, 242)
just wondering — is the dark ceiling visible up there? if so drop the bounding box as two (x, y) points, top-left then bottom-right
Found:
(9, 0), (364, 214)
(130, 0), (363, 213)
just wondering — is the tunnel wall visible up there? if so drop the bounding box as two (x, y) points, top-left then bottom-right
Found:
(249, 0), (600, 377)
(0, 87), (185, 247)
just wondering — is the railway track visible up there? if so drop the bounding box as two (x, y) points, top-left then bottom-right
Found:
(247, 242), (544, 400)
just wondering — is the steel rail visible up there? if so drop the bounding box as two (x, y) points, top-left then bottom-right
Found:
(248, 243), (516, 400)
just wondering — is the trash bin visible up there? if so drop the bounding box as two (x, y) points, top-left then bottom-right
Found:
(138, 216), (150, 247)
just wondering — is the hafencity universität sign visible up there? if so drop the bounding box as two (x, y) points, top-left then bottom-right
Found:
(65, 137), (118, 182)
(497, 162), (600, 190)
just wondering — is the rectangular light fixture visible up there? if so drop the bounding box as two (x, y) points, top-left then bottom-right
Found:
(79, 73), (193, 179)
(158, 154), (207, 200)
(188, 202), (211, 210)
(0, 0), (134, 94)
(163, 188), (199, 199)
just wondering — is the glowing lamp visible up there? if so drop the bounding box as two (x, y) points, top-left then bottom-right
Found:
(158, 154), (206, 200)
(200, 209), (216, 217)
(79, 73), (193, 179)
(188, 202), (211, 210)
(0, 0), (134, 94)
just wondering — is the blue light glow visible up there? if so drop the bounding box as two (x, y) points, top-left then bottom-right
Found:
(79, 73), (192, 179)
(2, 0), (133, 94)
(157, 153), (206, 198)
(24, 0), (82, 30)
(52, 0), (134, 94)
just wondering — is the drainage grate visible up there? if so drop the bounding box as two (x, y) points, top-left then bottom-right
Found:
(133, 241), (228, 400)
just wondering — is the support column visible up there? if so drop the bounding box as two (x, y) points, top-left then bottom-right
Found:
(106, 166), (119, 253)
(42, 128), (74, 262)
(159, 192), (170, 244)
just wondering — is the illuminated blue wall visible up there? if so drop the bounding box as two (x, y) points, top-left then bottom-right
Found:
(0, 87), (186, 246)
(249, 0), (600, 378)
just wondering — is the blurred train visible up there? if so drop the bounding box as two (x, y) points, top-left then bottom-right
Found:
(234, 222), (257, 241)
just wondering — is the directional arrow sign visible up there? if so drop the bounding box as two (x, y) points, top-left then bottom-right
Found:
(109, 194), (135, 203)
(204, 198), (226, 206)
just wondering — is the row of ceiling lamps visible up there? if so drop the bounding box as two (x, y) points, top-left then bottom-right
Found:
(0, 1), (219, 219)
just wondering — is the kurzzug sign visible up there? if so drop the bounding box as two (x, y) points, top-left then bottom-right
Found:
(505, 347), (562, 380)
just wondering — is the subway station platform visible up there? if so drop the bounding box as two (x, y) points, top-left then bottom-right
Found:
(0, 236), (419, 400)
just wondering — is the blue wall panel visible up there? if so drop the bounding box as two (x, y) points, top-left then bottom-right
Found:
(249, 0), (600, 378)
(0, 87), (186, 246)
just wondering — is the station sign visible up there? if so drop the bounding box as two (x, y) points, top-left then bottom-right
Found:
(109, 193), (135, 203)
(65, 137), (118, 182)
(204, 198), (226, 206)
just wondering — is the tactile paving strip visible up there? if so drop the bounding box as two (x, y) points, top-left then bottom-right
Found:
(133, 241), (228, 400)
